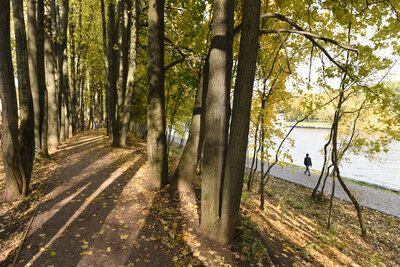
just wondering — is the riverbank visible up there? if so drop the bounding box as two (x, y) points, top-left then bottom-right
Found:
(286, 163), (400, 195)
(265, 163), (400, 218)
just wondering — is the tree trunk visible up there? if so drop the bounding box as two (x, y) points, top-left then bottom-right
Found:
(112, 0), (127, 146)
(57, 0), (68, 142)
(219, 0), (261, 243)
(37, 0), (48, 155)
(28, 0), (41, 151)
(336, 170), (367, 238)
(100, 0), (109, 135)
(107, 1), (118, 140)
(0, 1), (27, 201)
(247, 122), (259, 190)
(171, 59), (208, 192)
(120, 0), (140, 147)
(147, 0), (168, 188)
(13, 0), (35, 184)
(200, 0), (234, 237)
(312, 124), (334, 199)
(45, 0), (59, 154)
(41, 89), (49, 156)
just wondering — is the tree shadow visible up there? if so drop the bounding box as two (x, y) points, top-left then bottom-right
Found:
(125, 189), (205, 266)
(4, 135), (147, 266)
(0, 134), (115, 245)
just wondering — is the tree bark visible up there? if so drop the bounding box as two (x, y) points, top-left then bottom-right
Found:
(120, 0), (140, 147)
(0, 1), (27, 201)
(219, 0), (261, 243)
(112, 0), (127, 146)
(45, 0), (59, 154)
(200, 0), (234, 237)
(147, 0), (168, 188)
(13, 0), (35, 184)
(37, 0), (48, 155)
(107, 1), (118, 140)
(28, 0), (41, 151)
(171, 59), (208, 192)
(100, 0), (109, 135)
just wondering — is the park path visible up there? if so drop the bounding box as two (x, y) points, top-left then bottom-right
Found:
(267, 164), (400, 218)
(14, 131), (180, 267)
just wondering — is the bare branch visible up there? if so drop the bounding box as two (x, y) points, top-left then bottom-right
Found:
(164, 37), (201, 80)
(261, 29), (359, 53)
(275, 31), (292, 74)
(259, 13), (360, 76)
(165, 57), (203, 71)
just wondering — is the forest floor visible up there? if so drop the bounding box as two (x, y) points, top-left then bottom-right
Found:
(1, 130), (399, 266)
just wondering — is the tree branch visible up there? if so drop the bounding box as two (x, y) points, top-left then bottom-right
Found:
(165, 57), (203, 71)
(261, 29), (359, 53)
(165, 37), (200, 80)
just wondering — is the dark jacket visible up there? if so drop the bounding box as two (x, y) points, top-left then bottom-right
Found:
(304, 156), (312, 166)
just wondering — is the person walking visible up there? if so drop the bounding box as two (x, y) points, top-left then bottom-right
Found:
(94, 116), (99, 130)
(304, 153), (312, 176)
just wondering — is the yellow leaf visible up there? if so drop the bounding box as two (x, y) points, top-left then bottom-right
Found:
(50, 251), (56, 256)
(121, 234), (129, 240)
(107, 247), (111, 252)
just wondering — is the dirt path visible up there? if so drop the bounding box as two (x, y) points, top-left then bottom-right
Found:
(7, 131), (400, 266)
(12, 131), (291, 267)
(14, 132), (181, 266)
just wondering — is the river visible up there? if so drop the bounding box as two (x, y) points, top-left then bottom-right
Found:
(170, 127), (400, 192)
(271, 127), (400, 192)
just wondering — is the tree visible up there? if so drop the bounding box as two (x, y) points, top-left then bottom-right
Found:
(200, 0), (235, 237)
(37, 0), (48, 155)
(147, 0), (168, 188)
(0, 1), (29, 201)
(44, 0), (59, 154)
(28, 0), (41, 151)
(219, 0), (261, 243)
(13, 0), (35, 183)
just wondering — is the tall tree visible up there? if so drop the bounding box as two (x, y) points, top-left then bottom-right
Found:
(28, 0), (41, 151)
(0, 1), (28, 201)
(45, 0), (59, 154)
(57, 0), (70, 141)
(200, 0), (234, 236)
(120, 0), (140, 147)
(106, 0), (118, 140)
(13, 0), (35, 183)
(37, 0), (48, 155)
(219, 0), (261, 243)
(147, 0), (168, 188)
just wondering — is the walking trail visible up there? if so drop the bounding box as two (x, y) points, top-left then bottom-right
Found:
(10, 131), (400, 267)
(14, 132), (181, 266)
(268, 165), (400, 218)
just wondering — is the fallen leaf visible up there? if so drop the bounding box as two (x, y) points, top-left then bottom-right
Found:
(120, 234), (129, 240)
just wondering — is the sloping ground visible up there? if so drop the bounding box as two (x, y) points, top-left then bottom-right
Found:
(1, 130), (399, 266)
(267, 164), (400, 218)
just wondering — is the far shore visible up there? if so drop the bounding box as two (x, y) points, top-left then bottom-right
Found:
(284, 121), (331, 129)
